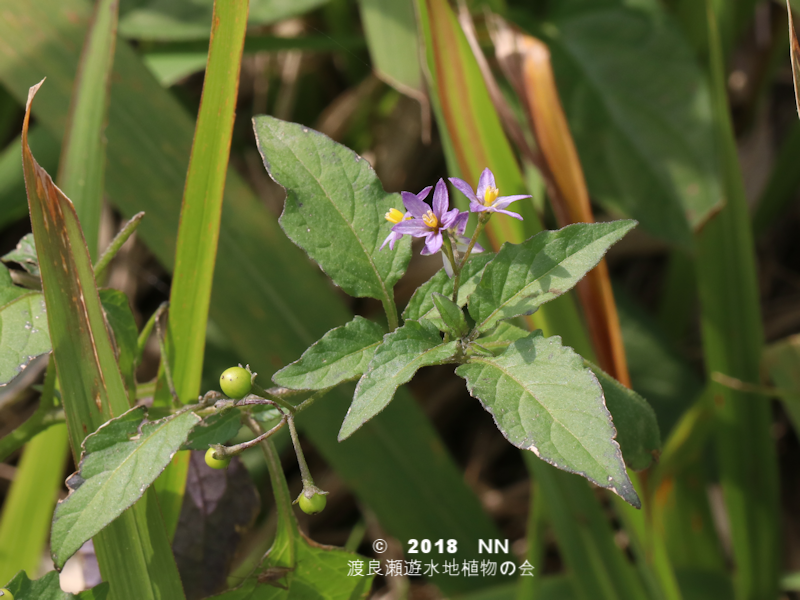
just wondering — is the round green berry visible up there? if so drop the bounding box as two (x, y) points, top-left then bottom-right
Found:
(220, 366), (252, 399)
(205, 447), (231, 470)
(0, 588), (14, 600)
(298, 492), (327, 515)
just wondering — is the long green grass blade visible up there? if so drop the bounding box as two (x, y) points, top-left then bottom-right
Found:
(57, 0), (119, 259)
(163, 0), (248, 407)
(154, 0), (249, 539)
(22, 81), (185, 600)
(693, 4), (779, 599)
(0, 422), (68, 583)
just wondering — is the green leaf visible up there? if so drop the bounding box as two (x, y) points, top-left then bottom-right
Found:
(586, 362), (660, 471)
(0, 264), (26, 308)
(523, 1), (722, 245)
(338, 320), (458, 440)
(457, 331), (639, 507)
(1, 234), (39, 277)
(252, 115), (410, 328)
(210, 534), (374, 599)
(402, 252), (492, 325)
(358, 0), (425, 101)
(183, 408), (242, 451)
(273, 315), (385, 390)
(473, 321), (530, 356)
(4, 570), (109, 600)
(468, 221), (636, 334)
(431, 292), (469, 337)
(0, 293), (51, 386)
(98, 289), (138, 405)
(50, 406), (201, 568)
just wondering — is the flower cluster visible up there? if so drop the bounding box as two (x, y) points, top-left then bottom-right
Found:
(381, 168), (531, 276)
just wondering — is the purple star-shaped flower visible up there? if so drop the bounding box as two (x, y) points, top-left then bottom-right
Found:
(449, 168), (530, 220)
(392, 179), (464, 255)
(380, 186), (432, 250)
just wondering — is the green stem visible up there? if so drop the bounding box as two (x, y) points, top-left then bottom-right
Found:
(215, 416), (287, 459)
(246, 416), (299, 560)
(93, 211), (144, 281)
(154, 304), (180, 407)
(293, 388), (332, 413)
(252, 382), (297, 413)
(451, 213), (489, 303)
(382, 296), (399, 332)
(287, 415), (315, 489)
(136, 301), (167, 365)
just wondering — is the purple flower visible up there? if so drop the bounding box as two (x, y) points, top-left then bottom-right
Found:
(449, 168), (530, 220)
(392, 179), (464, 255)
(380, 186), (432, 250)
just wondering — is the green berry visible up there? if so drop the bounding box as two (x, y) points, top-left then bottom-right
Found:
(220, 366), (252, 399)
(0, 589), (14, 600)
(205, 447), (231, 470)
(298, 492), (327, 515)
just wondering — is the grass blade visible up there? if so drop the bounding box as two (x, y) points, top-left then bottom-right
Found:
(57, 0), (119, 259)
(693, 4), (780, 598)
(154, 0), (249, 537)
(22, 80), (185, 600)
(0, 424), (69, 583)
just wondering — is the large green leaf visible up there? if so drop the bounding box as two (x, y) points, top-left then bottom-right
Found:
(468, 221), (636, 334)
(0, 293), (51, 386)
(339, 320), (458, 440)
(273, 316), (385, 390)
(521, 0), (721, 246)
(457, 331), (639, 507)
(3, 570), (109, 600)
(51, 406), (200, 568)
(253, 115), (410, 327)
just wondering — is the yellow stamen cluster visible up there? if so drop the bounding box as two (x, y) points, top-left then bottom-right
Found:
(483, 186), (500, 206)
(385, 208), (405, 224)
(422, 210), (439, 229)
